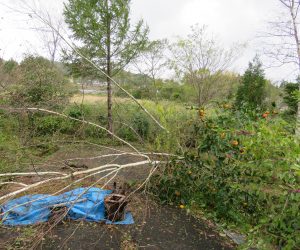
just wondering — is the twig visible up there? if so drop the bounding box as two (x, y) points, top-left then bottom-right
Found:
(0, 182), (28, 187)
(49, 198), (87, 209)
(30, 158), (40, 177)
(0, 172), (67, 177)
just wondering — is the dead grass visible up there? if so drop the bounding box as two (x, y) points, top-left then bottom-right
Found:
(70, 94), (131, 105)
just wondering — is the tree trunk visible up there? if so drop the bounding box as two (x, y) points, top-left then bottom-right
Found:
(107, 72), (113, 133)
(296, 80), (300, 136)
(106, 0), (113, 134)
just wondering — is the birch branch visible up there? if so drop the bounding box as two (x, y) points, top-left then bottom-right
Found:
(0, 182), (28, 187)
(0, 160), (159, 202)
(0, 172), (67, 177)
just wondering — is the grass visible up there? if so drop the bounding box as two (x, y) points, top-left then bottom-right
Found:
(71, 94), (131, 104)
(68, 93), (196, 152)
(0, 94), (194, 174)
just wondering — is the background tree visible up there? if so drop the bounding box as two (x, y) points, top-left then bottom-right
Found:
(282, 81), (300, 115)
(264, 0), (300, 135)
(235, 57), (267, 110)
(63, 0), (149, 132)
(0, 59), (19, 91)
(132, 39), (168, 101)
(35, 13), (64, 64)
(11, 56), (68, 108)
(169, 25), (242, 107)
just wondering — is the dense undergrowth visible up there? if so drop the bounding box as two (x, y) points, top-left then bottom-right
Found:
(1, 96), (299, 249)
(0, 99), (193, 172)
(150, 106), (300, 249)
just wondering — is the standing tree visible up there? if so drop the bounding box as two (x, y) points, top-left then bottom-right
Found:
(63, 0), (149, 132)
(12, 56), (68, 108)
(282, 81), (300, 116)
(35, 13), (64, 64)
(264, 0), (300, 135)
(169, 25), (242, 107)
(235, 57), (267, 110)
(132, 39), (168, 101)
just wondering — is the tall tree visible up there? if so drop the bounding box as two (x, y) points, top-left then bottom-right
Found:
(264, 0), (300, 135)
(64, 0), (149, 132)
(235, 57), (267, 110)
(282, 81), (300, 116)
(132, 39), (168, 102)
(36, 13), (64, 64)
(169, 25), (242, 107)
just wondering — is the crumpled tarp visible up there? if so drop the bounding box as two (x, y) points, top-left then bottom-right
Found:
(0, 187), (134, 226)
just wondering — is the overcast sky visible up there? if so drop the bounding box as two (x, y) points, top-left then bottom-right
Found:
(0, 0), (296, 83)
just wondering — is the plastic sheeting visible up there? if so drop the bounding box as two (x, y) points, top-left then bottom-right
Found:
(0, 187), (134, 226)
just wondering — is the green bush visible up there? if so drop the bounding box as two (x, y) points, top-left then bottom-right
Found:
(116, 125), (138, 141)
(10, 56), (69, 108)
(115, 108), (151, 141)
(66, 104), (92, 119)
(132, 89), (142, 99)
(35, 116), (64, 135)
(150, 107), (300, 249)
(132, 111), (150, 139)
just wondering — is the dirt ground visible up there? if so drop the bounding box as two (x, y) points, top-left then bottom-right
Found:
(0, 144), (236, 250)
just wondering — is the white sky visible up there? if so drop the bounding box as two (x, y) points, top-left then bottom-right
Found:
(0, 0), (297, 83)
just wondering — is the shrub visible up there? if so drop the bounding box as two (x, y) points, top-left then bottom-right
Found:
(132, 111), (150, 139)
(150, 108), (300, 249)
(10, 56), (69, 108)
(114, 108), (151, 141)
(116, 126), (138, 142)
(3, 59), (18, 74)
(35, 116), (64, 136)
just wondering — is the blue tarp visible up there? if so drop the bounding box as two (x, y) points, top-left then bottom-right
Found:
(0, 187), (134, 226)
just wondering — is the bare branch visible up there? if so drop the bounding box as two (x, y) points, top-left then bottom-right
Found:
(0, 182), (28, 187)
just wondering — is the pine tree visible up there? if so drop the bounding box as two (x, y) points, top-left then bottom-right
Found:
(235, 57), (266, 110)
(283, 81), (300, 116)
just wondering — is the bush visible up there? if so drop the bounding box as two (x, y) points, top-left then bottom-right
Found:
(65, 104), (93, 119)
(33, 104), (107, 137)
(10, 56), (69, 108)
(35, 116), (64, 135)
(116, 126), (138, 141)
(115, 107), (151, 141)
(132, 111), (150, 139)
(150, 107), (300, 249)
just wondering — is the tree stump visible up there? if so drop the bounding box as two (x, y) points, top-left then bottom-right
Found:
(104, 194), (128, 222)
